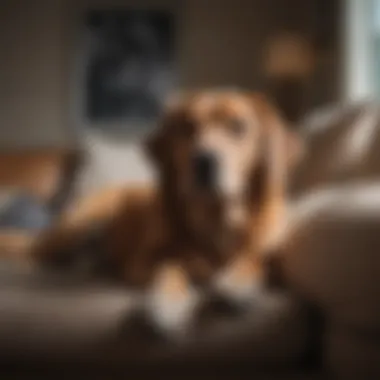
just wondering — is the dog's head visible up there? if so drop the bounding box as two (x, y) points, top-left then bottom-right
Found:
(146, 90), (301, 203)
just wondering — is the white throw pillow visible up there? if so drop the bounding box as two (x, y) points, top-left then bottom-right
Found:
(74, 130), (154, 198)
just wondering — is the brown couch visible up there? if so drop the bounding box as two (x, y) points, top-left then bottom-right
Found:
(1, 102), (380, 379)
(0, 148), (81, 258)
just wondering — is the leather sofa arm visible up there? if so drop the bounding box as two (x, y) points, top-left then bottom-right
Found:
(281, 183), (380, 378)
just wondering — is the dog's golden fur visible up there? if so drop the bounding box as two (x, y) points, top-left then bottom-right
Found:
(32, 90), (301, 335)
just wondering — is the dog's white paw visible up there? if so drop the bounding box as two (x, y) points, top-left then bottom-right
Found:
(141, 264), (201, 340)
(144, 284), (200, 340)
(212, 265), (262, 308)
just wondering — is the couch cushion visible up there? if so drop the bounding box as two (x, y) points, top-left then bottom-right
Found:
(326, 323), (380, 379)
(0, 268), (311, 373)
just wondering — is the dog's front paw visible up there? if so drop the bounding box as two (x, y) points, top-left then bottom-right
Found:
(212, 258), (263, 311)
(143, 265), (200, 341)
(144, 287), (199, 341)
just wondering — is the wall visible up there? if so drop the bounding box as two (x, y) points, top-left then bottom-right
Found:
(0, 0), (270, 149)
(0, 0), (341, 150)
(0, 0), (68, 148)
(0, 0), (342, 152)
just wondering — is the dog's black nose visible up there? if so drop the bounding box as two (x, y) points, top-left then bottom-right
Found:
(192, 151), (217, 189)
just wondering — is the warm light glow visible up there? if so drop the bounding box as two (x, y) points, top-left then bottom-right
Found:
(263, 33), (316, 79)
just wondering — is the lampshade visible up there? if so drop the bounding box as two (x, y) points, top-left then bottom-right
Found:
(263, 33), (316, 79)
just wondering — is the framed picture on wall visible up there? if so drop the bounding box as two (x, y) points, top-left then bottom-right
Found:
(74, 9), (176, 131)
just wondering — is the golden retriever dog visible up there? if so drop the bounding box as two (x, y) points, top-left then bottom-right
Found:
(31, 90), (301, 339)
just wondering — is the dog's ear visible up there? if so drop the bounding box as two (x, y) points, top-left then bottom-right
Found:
(144, 92), (193, 166)
(284, 127), (304, 170)
(252, 94), (303, 197)
(248, 94), (304, 250)
(145, 126), (166, 165)
(144, 103), (176, 166)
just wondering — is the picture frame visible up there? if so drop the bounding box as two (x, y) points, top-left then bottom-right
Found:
(71, 8), (177, 134)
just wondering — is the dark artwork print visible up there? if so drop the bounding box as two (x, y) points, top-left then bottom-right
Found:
(83, 10), (175, 125)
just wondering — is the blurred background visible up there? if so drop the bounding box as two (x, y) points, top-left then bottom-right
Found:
(0, 0), (379, 229)
(0, 0), (360, 147)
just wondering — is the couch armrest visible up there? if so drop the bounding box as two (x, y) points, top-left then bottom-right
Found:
(281, 184), (380, 377)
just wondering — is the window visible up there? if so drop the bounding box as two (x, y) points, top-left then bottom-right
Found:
(373, 0), (380, 97)
(344, 0), (377, 101)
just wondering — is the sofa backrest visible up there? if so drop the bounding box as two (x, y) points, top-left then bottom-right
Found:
(291, 100), (380, 197)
